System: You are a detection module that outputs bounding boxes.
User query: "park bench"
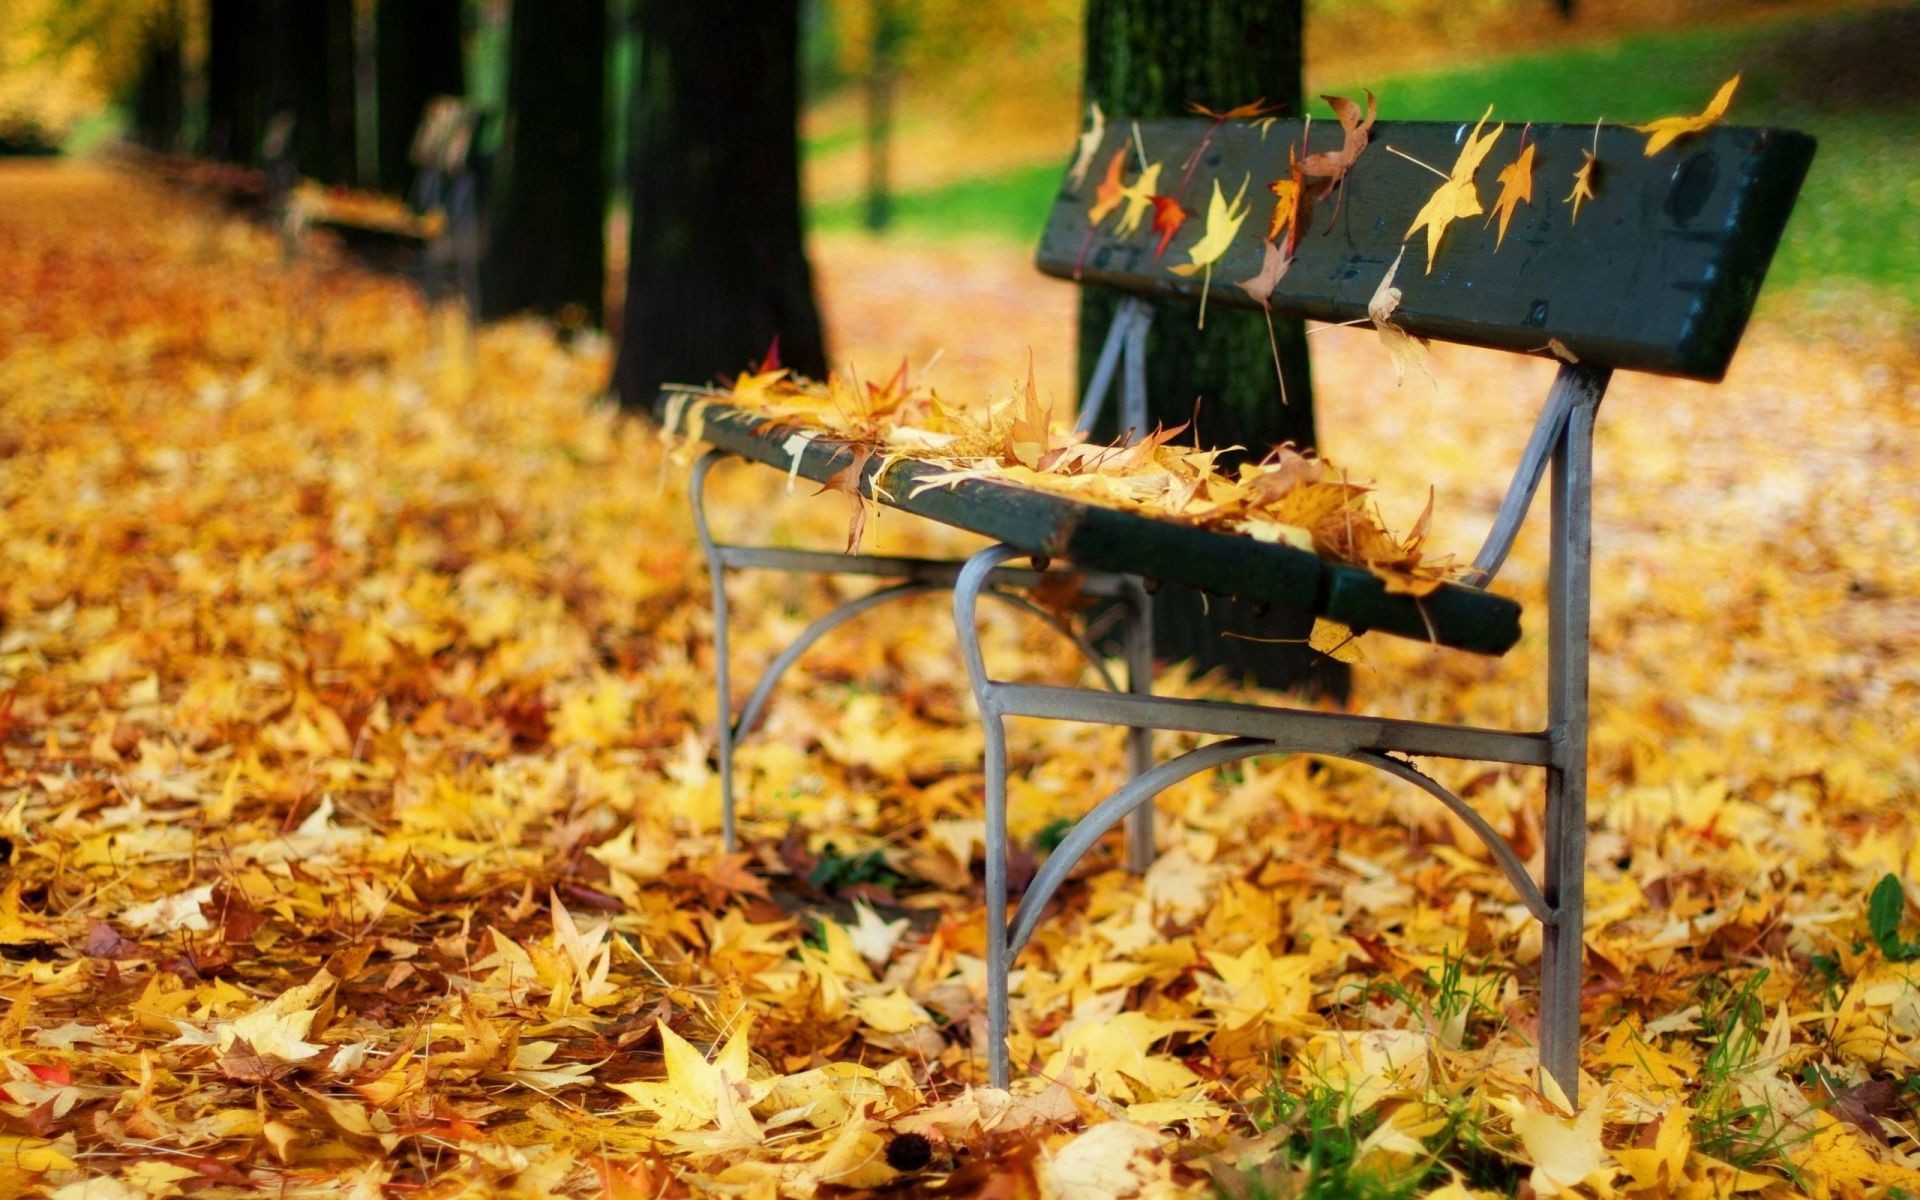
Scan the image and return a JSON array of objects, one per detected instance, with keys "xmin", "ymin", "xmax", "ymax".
[
  {"xmin": 279, "ymin": 99, "xmax": 484, "ymax": 314},
  {"xmin": 656, "ymin": 107, "xmax": 1814, "ymax": 1101}
]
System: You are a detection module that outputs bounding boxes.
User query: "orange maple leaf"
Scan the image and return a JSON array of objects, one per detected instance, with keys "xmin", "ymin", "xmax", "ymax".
[
  {"xmin": 1186, "ymin": 98, "xmax": 1285, "ymax": 122},
  {"xmin": 1266, "ymin": 145, "xmax": 1307, "ymax": 255},
  {"xmin": 1633, "ymin": 74, "xmax": 1740, "ymax": 156},
  {"xmin": 1148, "ymin": 196, "xmax": 1188, "ymax": 258},
  {"xmin": 1486, "ymin": 141, "xmax": 1536, "ymax": 250},
  {"xmin": 1088, "ymin": 147, "xmax": 1130, "ymax": 225}
]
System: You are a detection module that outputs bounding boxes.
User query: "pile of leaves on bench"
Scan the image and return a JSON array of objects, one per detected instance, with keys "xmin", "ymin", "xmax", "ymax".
[{"xmin": 676, "ymin": 352, "xmax": 1459, "ymax": 599}]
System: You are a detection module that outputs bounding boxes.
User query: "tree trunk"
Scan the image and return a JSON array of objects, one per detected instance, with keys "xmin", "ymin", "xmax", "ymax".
[
  {"xmin": 262, "ymin": 0, "xmax": 357, "ymax": 183},
  {"xmin": 482, "ymin": 0, "xmax": 607, "ymax": 325},
  {"xmin": 862, "ymin": 0, "xmax": 905, "ymax": 232},
  {"xmin": 206, "ymin": 0, "xmax": 263, "ymax": 163},
  {"xmin": 375, "ymin": 0, "xmax": 465, "ymax": 196},
  {"xmin": 615, "ymin": 0, "xmax": 828, "ymax": 405},
  {"xmin": 131, "ymin": 13, "xmax": 185, "ymax": 153},
  {"xmin": 1081, "ymin": 0, "xmax": 1343, "ymax": 697}
]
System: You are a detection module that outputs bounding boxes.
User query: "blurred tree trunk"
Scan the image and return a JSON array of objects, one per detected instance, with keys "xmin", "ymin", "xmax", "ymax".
[
  {"xmin": 376, "ymin": 0, "xmax": 466, "ymax": 196},
  {"xmin": 262, "ymin": 0, "xmax": 358, "ymax": 182},
  {"xmin": 615, "ymin": 0, "xmax": 827, "ymax": 404},
  {"xmin": 482, "ymin": 0, "xmax": 606, "ymax": 324},
  {"xmin": 1081, "ymin": 0, "xmax": 1343, "ymax": 697},
  {"xmin": 205, "ymin": 0, "xmax": 262, "ymax": 162},
  {"xmin": 862, "ymin": 0, "xmax": 905, "ymax": 231},
  {"xmin": 131, "ymin": 11, "xmax": 185, "ymax": 153}
]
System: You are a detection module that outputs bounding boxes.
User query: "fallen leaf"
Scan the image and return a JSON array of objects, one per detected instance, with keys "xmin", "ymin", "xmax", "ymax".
[
  {"xmin": 1633, "ymin": 74, "xmax": 1740, "ymax": 156},
  {"xmin": 815, "ymin": 443, "xmax": 877, "ymax": 551},
  {"xmin": 1486, "ymin": 141, "xmax": 1536, "ymax": 250},
  {"xmin": 1401, "ymin": 107, "xmax": 1503, "ymax": 271},
  {"xmin": 1088, "ymin": 147, "xmax": 1130, "ymax": 225},
  {"xmin": 1299, "ymin": 91, "xmax": 1378, "ymax": 202},
  {"xmin": 1494, "ymin": 1091, "xmax": 1617, "ymax": 1197},
  {"xmin": 1169, "ymin": 175, "xmax": 1253, "ymax": 326},
  {"xmin": 1113, "ymin": 161, "xmax": 1164, "ymax": 239},
  {"xmin": 1236, "ymin": 239, "xmax": 1294, "ymax": 308},
  {"xmin": 1186, "ymin": 98, "xmax": 1285, "ymax": 122},
  {"xmin": 1042, "ymin": 1121, "xmax": 1167, "ymax": 1200},
  {"xmin": 1368, "ymin": 247, "xmax": 1434, "ymax": 387},
  {"xmin": 1067, "ymin": 102, "xmax": 1106, "ymax": 188},
  {"xmin": 1566, "ymin": 149, "xmax": 1598, "ymax": 224},
  {"xmin": 1148, "ymin": 196, "xmax": 1187, "ymax": 258}
]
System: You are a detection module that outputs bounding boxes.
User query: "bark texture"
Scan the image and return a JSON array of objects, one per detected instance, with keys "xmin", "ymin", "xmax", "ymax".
[
  {"xmin": 481, "ymin": 0, "xmax": 608, "ymax": 324},
  {"xmin": 1081, "ymin": 0, "xmax": 1343, "ymax": 695},
  {"xmin": 614, "ymin": 0, "xmax": 828, "ymax": 404},
  {"xmin": 375, "ymin": 0, "xmax": 466, "ymax": 196}
]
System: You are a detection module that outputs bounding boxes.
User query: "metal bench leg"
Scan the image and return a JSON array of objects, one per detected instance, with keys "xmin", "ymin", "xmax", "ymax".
[
  {"xmin": 690, "ymin": 451, "xmax": 739, "ymax": 852},
  {"xmin": 955, "ymin": 544, "xmax": 1023, "ymax": 1089},
  {"xmin": 1123, "ymin": 578, "xmax": 1156, "ymax": 874},
  {"xmin": 1539, "ymin": 386, "xmax": 1600, "ymax": 1107}
]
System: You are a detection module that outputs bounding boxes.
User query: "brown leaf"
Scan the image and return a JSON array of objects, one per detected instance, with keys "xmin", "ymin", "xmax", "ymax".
[
  {"xmin": 1237, "ymin": 239, "xmax": 1294, "ymax": 307},
  {"xmin": 1299, "ymin": 90, "xmax": 1378, "ymax": 200},
  {"xmin": 815, "ymin": 443, "xmax": 876, "ymax": 551},
  {"xmin": 219, "ymin": 1037, "xmax": 301, "ymax": 1084},
  {"xmin": 1829, "ymin": 1077, "xmax": 1907, "ymax": 1144}
]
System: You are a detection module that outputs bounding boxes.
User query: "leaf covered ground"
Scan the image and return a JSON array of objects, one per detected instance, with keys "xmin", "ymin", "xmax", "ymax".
[{"xmin": 1, "ymin": 162, "xmax": 1918, "ymax": 1198}]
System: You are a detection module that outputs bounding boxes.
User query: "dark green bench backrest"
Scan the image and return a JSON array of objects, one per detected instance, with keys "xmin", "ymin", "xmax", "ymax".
[{"xmin": 1037, "ymin": 116, "xmax": 1814, "ymax": 380}]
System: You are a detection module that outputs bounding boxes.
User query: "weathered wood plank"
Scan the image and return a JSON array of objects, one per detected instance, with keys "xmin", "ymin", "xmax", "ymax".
[
  {"xmin": 658, "ymin": 391, "xmax": 1523, "ymax": 655},
  {"xmin": 1036, "ymin": 117, "xmax": 1814, "ymax": 380}
]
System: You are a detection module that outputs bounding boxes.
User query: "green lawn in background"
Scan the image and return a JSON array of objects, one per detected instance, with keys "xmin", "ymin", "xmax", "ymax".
[{"xmin": 808, "ymin": 5, "xmax": 1919, "ymax": 306}]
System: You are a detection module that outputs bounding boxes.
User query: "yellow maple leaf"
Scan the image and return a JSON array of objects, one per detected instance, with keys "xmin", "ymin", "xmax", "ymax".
[
  {"xmin": 1566, "ymin": 149, "xmax": 1598, "ymax": 224},
  {"xmin": 1634, "ymin": 74, "xmax": 1740, "ymax": 156},
  {"xmin": 1492, "ymin": 1090, "xmax": 1618, "ymax": 1198},
  {"xmin": 610, "ymin": 1018, "xmax": 769, "ymax": 1139},
  {"xmin": 1402, "ymin": 107, "xmax": 1504, "ymax": 272},
  {"xmin": 1169, "ymin": 173, "xmax": 1252, "ymax": 277},
  {"xmin": 1113, "ymin": 161, "xmax": 1164, "ymax": 239},
  {"xmin": 216, "ymin": 969, "xmax": 336, "ymax": 1063},
  {"xmin": 1486, "ymin": 141, "xmax": 1536, "ymax": 250},
  {"xmin": 1169, "ymin": 173, "xmax": 1253, "ymax": 328},
  {"xmin": 1613, "ymin": 1103, "xmax": 1692, "ymax": 1192}
]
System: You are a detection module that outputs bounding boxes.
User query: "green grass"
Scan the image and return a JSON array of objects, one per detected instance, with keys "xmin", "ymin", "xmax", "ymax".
[
  {"xmin": 808, "ymin": 160, "xmax": 1062, "ymax": 242},
  {"xmin": 809, "ymin": 6, "xmax": 1920, "ymax": 304}
]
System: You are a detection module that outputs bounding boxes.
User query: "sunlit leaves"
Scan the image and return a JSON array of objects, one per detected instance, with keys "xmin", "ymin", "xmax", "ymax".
[
  {"xmin": 1486, "ymin": 141, "xmax": 1537, "ymax": 250},
  {"xmin": 1567, "ymin": 148, "xmax": 1599, "ymax": 224},
  {"xmin": 1400, "ymin": 107, "xmax": 1504, "ymax": 272},
  {"xmin": 1634, "ymin": 73, "xmax": 1741, "ymax": 156}
]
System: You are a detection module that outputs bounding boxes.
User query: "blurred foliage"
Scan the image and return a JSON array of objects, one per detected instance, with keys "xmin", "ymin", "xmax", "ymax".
[
  {"xmin": 814, "ymin": 0, "xmax": 1080, "ymax": 104},
  {"xmin": 0, "ymin": 0, "xmax": 175, "ymax": 149}
]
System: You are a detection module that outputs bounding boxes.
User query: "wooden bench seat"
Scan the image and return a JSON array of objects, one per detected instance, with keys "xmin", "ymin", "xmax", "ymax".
[{"xmin": 657, "ymin": 392, "xmax": 1523, "ymax": 654}]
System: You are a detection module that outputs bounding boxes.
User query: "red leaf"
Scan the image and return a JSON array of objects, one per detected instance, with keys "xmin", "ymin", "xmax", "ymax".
[{"xmin": 1148, "ymin": 196, "xmax": 1188, "ymax": 258}]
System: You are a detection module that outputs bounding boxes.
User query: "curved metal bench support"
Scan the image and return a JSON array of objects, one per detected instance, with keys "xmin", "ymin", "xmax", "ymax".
[
  {"xmin": 955, "ymin": 364, "xmax": 1600, "ymax": 1100},
  {"xmin": 692, "ymin": 452, "xmax": 1146, "ymax": 857},
  {"xmin": 1005, "ymin": 740, "xmax": 1550, "ymax": 966}
]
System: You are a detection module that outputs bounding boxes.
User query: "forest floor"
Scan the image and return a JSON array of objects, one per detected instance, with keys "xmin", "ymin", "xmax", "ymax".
[{"xmin": 1, "ymin": 161, "xmax": 1918, "ymax": 1198}]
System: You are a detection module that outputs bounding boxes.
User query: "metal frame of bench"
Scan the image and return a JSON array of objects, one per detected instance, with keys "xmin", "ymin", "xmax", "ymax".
[
  {"xmin": 669, "ymin": 113, "xmax": 1814, "ymax": 1108},
  {"xmin": 956, "ymin": 358, "xmax": 1608, "ymax": 1094},
  {"xmin": 692, "ymin": 295, "xmax": 1160, "ymax": 869}
]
